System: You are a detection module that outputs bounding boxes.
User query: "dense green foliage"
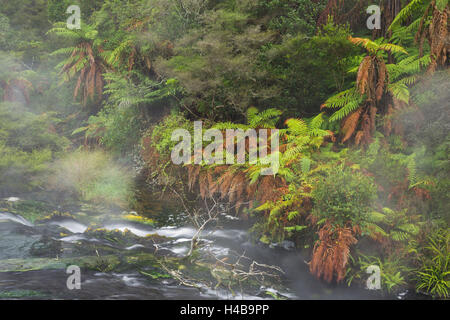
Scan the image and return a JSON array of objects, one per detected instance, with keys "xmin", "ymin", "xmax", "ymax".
[
  {"xmin": 311, "ymin": 165, "xmax": 376, "ymax": 227},
  {"xmin": 0, "ymin": 0, "xmax": 448, "ymax": 298}
]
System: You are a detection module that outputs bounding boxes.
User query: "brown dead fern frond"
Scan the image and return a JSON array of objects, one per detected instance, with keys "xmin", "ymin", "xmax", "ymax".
[
  {"xmin": 341, "ymin": 108, "xmax": 363, "ymax": 143},
  {"xmin": 310, "ymin": 222, "xmax": 358, "ymax": 283}
]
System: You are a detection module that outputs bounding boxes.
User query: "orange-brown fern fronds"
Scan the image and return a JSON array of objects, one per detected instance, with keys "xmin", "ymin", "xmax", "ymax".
[
  {"xmin": 187, "ymin": 164, "xmax": 200, "ymax": 191},
  {"xmin": 317, "ymin": 0, "xmax": 340, "ymax": 26},
  {"xmin": 317, "ymin": 0, "xmax": 365, "ymax": 28},
  {"xmin": 415, "ymin": 1, "xmax": 433, "ymax": 45},
  {"xmin": 310, "ymin": 222, "xmax": 358, "ymax": 283},
  {"xmin": 361, "ymin": 110, "xmax": 372, "ymax": 145},
  {"xmin": 427, "ymin": 4, "xmax": 448, "ymax": 74},
  {"xmin": 218, "ymin": 169, "xmax": 235, "ymax": 200},
  {"xmin": 356, "ymin": 56, "xmax": 373, "ymax": 95},
  {"xmin": 384, "ymin": 103, "xmax": 394, "ymax": 136},
  {"xmin": 199, "ymin": 170, "xmax": 209, "ymax": 199},
  {"xmin": 185, "ymin": 162, "xmax": 288, "ymax": 215},
  {"xmin": 341, "ymin": 108, "xmax": 363, "ymax": 143},
  {"xmin": 369, "ymin": 105, "xmax": 377, "ymax": 132},
  {"xmin": 2, "ymin": 78, "xmax": 33, "ymax": 104},
  {"xmin": 61, "ymin": 42, "xmax": 105, "ymax": 106},
  {"xmin": 376, "ymin": 60, "xmax": 387, "ymax": 101}
]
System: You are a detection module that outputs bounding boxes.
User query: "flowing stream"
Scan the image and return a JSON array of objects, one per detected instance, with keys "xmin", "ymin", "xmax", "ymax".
[{"xmin": 0, "ymin": 191, "xmax": 419, "ymax": 300}]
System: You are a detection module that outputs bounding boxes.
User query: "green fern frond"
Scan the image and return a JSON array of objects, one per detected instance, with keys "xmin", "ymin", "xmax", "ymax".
[
  {"xmin": 213, "ymin": 122, "xmax": 249, "ymax": 130},
  {"xmin": 323, "ymin": 88, "xmax": 362, "ymax": 109},
  {"xmin": 329, "ymin": 100, "xmax": 362, "ymax": 122},
  {"xmin": 436, "ymin": 0, "xmax": 449, "ymax": 11},
  {"xmin": 391, "ymin": 230, "xmax": 410, "ymax": 241},
  {"xmin": 108, "ymin": 39, "xmax": 133, "ymax": 66},
  {"xmin": 248, "ymin": 108, "xmax": 282, "ymax": 128},
  {"xmin": 387, "ymin": 54, "xmax": 431, "ymax": 81},
  {"xmin": 378, "ymin": 43, "xmax": 409, "ymax": 55},
  {"xmin": 366, "ymin": 211, "xmax": 387, "ymax": 223},
  {"xmin": 46, "ymin": 27, "xmax": 80, "ymax": 38},
  {"xmin": 310, "ymin": 128, "xmax": 331, "ymax": 137},
  {"xmin": 407, "ymin": 154, "xmax": 417, "ymax": 187},
  {"xmin": 283, "ymin": 144, "xmax": 307, "ymax": 162},
  {"xmin": 246, "ymin": 106, "xmax": 259, "ymax": 120},
  {"xmin": 391, "ymin": 18, "xmax": 422, "ymax": 44},
  {"xmin": 349, "ymin": 37, "xmax": 380, "ymax": 54},
  {"xmin": 300, "ymin": 157, "xmax": 311, "ymax": 173},
  {"xmin": 366, "ymin": 223, "xmax": 389, "ymax": 237},
  {"xmin": 394, "ymin": 75, "xmax": 418, "ymax": 86},
  {"xmin": 389, "ymin": 0, "xmax": 429, "ymax": 31},
  {"xmin": 49, "ymin": 47, "xmax": 77, "ymax": 56},
  {"xmin": 285, "ymin": 118, "xmax": 308, "ymax": 135},
  {"xmin": 397, "ymin": 223, "xmax": 420, "ymax": 235},
  {"xmin": 388, "ymin": 82, "xmax": 410, "ymax": 103},
  {"xmin": 309, "ymin": 113, "xmax": 324, "ymax": 130}
]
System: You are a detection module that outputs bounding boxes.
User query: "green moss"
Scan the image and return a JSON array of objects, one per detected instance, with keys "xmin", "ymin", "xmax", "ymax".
[
  {"xmin": 0, "ymin": 290, "xmax": 44, "ymax": 298},
  {"xmin": 140, "ymin": 270, "xmax": 171, "ymax": 280},
  {"xmin": 0, "ymin": 255, "xmax": 123, "ymax": 273},
  {"xmin": 122, "ymin": 213, "xmax": 155, "ymax": 226},
  {"xmin": 0, "ymin": 257, "xmax": 69, "ymax": 272},
  {"xmin": 0, "ymin": 200, "xmax": 54, "ymax": 223},
  {"xmin": 83, "ymin": 255, "xmax": 121, "ymax": 273},
  {"xmin": 35, "ymin": 211, "xmax": 76, "ymax": 224}
]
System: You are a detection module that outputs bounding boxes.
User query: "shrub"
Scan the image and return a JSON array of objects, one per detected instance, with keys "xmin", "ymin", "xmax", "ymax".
[
  {"xmin": 311, "ymin": 164, "xmax": 377, "ymax": 227},
  {"xmin": 0, "ymin": 102, "xmax": 70, "ymax": 194},
  {"xmin": 416, "ymin": 229, "xmax": 450, "ymax": 299},
  {"xmin": 48, "ymin": 150, "xmax": 133, "ymax": 207}
]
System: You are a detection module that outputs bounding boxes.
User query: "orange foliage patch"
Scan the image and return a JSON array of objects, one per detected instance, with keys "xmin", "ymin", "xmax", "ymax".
[{"xmin": 310, "ymin": 222, "xmax": 358, "ymax": 283}]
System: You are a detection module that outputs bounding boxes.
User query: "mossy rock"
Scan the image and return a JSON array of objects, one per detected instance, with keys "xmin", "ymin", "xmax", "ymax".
[
  {"xmin": 0, "ymin": 290, "xmax": 45, "ymax": 299},
  {"xmin": 35, "ymin": 211, "xmax": 76, "ymax": 224},
  {"xmin": 0, "ymin": 257, "xmax": 69, "ymax": 272},
  {"xmin": 29, "ymin": 236, "xmax": 63, "ymax": 258},
  {"xmin": 84, "ymin": 227, "xmax": 140, "ymax": 245},
  {"xmin": 0, "ymin": 254, "xmax": 120, "ymax": 273},
  {"xmin": 121, "ymin": 213, "xmax": 155, "ymax": 226},
  {"xmin": 0, "ymin": 200, "xmax": 54, "ymax": 223},
  {"xmin": 84, "ymin": 227, "xmax": 168, "ymax": 248}
]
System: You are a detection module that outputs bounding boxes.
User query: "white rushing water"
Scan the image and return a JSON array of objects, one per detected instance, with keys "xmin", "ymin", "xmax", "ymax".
[
  {"xmin": 102, "ymin": 223, "xmax": 154, "ymax": 237},
  {"xmin": 49, "ymin": 219, "xmax": 88, "ymax": 233},
  {"xmin": 4, "ymin": 197, "xmax": 20, "ymax": 202},
  {"xmin": 0, "ymin": 212, "xmax": 33, "ymax": 227}
]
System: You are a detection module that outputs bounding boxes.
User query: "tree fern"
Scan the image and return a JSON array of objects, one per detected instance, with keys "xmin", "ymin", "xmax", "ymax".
[
  {"xmin": 48, "ymin": 22, "xmax": 106, "ymax": 106},
  {"xmin": 322, "ymin": 37, "xmax": 411, "ymax": 143}
]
